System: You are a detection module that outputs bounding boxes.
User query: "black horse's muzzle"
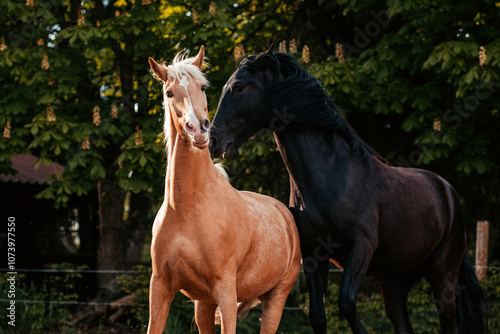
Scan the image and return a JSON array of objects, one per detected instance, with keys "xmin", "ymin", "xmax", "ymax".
[{"xmin": 209, "ymin": 130, "xmax": 239, "ymax": 159}]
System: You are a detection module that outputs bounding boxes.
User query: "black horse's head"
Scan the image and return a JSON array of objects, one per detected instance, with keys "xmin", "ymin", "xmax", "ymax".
[
  {"xmin": 210, "ymin": 44, "xmax": 349, "ymax": 159},
  {"xmin": 209, "ymin": 44, "xmax": 283, "ymax": 159}
]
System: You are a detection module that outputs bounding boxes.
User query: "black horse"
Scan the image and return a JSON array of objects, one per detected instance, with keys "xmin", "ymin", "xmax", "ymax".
[{"xmin": 209, "ymin": 45, "xmax": 488, "ymax": 334}]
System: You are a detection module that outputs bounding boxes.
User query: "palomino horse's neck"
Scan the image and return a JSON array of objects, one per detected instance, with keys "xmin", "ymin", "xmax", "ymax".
[{"xmin": 165, "ymin": 123, "xmax": 216, "ymax": 209}]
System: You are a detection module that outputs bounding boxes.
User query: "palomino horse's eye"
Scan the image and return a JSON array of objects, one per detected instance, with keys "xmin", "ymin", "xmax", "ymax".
[
  {"xmin": 201, "ymin": 85, "xmax": 206, "ymax": 92},
  {"xmin": 166, "ymin": 91, "xmax": 173, "ymax": 98}
]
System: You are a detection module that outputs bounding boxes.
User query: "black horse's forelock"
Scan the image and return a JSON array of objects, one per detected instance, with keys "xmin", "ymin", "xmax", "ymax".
[{"xmin": 241, "ymin": 52, "xmax": 382, "ymax": 160}]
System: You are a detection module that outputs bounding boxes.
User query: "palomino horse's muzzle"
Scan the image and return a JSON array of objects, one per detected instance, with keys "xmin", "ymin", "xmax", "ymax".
[{"xmin": 185, "ymin": 118, "xmax": 210, "ymax": 149}]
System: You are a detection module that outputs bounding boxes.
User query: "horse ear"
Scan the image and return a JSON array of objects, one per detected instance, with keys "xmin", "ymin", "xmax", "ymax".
[
  {"xmin": 265, "ymin": 43, "xmax": 274, "ymax": 55},
  {"xmin": 259, "ymin": 43, "xmax": 276, "ymax": 67},
  {"xmin": 192, "ymin": 45, "xmax": 205, "ymax": 70},
  {"xmin": 149, "ymin": 57, "xmax": 169, "ymax": 82}
]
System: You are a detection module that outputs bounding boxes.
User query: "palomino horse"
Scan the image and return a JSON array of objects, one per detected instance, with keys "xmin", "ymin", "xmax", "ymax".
[
  {"xmin": 209, "ymin": 45, "xmax": 489, "ymax": 334},
  {"xmin": 147, "ymin": 46, "xmax": 301, "ymax": 334}
]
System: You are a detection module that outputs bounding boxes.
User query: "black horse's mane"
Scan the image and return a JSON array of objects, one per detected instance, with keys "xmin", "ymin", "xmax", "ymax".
[{"xmin": 240, "ymin": 52, "xmax": 382, "ymax": 161}]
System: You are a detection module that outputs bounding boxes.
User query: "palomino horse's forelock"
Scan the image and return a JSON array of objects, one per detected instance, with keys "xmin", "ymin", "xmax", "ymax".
[{"xmin": 165, "ymin": 50, "xmax": 209, "ymax": 87}]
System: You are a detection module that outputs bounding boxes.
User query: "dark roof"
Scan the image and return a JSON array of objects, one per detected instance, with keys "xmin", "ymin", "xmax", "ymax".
[{"xmin": 0, "ymin": 154, "xmax": 64, "ymax": 185}]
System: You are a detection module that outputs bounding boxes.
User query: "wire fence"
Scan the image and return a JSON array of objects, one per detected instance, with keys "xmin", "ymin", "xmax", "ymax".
[
  {"xmin": 1, "ymin": 265, "xmax": 498, "ymax": 309},
  {"xmin": 0, "ymin": 268, "xmax": 346, "ymax": 274},
  {"xmin": 0, "ymin": 267, "xmax": 343, "ymax": 310},
  {"xmin": 0, "ymin": 268, "xmax": 139, "ymax": 274},
  {"xmin": 3, "ymin": 265, "xmax": 498, "ymax": 274}
]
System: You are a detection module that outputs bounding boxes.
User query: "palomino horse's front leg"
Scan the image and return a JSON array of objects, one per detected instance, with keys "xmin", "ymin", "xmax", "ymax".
[
  {"xmin": 195, "ymin": 300, "xmax": 217, "ymax": 334},
  {"xmin": 212, "ymin": 279, "xmax": 238, "ymax": 334},
  {"xmin": 259, "ymin": 274, "xmax": 299, "ymax": 334},
  {"xmin": 147, "ymin": 274, "xmax": 175, "ymax": 334}
]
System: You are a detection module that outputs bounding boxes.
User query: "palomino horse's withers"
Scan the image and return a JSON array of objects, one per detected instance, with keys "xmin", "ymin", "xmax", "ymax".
[
  {"xmin": 209, "ymin": 46, "xmax": 489, "ymax": 334},
  {"xmin": 147, "ymin": 46, "xmax": 301, "ymax": 334}
]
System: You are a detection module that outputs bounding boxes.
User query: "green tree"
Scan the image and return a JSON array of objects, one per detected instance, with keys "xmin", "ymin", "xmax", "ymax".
[
  {"xmin": 307, "ymin": 0, "xmax": 500, "ymax": 255},
  {"xmin": 2, "ymin": 0, "xmax": 499, "ymax": 293},
  {"xmin": 1, "ymin": 0, "xmax": 178, "ymax": 285},
  {"xmin": 2, "ymin": 0, "xmax": 499, "ymax": 331},
  {"xmin": 0, "ymin": 0, "xmax": 299, "ymax": 286}
]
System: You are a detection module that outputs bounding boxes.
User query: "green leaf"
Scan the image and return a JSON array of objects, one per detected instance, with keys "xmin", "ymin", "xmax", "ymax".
[
  {"xmin": 90, "ymin": 162, "xmax": 106, "ymax": 179},
  {"xmin": 402, "ymin": 114, "xmax": 417, "ymax": 132},
  {"xmin": 31, "ymin": 123, "xmax": 39, "ymax": 135},
  {"xmin": 62, "ymin": 123, "xmax": 69, "ymax": 134},
  {"xmin": 69, "ymin": 32, "xmax": 78, "ymax": 45},
  {"xmin": 37, "ymin": 92, "xmax": 55, "ymax": 104},
  {"xmin": 36, "ymin": 187, "xmax": 55, "ymax": 200},
  {"xmin": 476, "ymin": 161, "xmax": 486, "ymax": 174},
  {"xmin": 423, "ymin": 53, "xmax": 438, "ymax": 69},
  {"xmin": 139, "ymin": 155, "xmax": 147, "ymax": 167}
]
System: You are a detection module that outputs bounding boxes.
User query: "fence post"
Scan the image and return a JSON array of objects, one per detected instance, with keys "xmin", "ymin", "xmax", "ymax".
[{"xmin": 475, "ymin": 220, "xmax": 489, "ymax": 280}]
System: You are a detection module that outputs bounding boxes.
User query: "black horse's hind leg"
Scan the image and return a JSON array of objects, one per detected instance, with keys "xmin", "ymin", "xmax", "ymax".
[
  {"xmin": 427, "ymin": 271, "xmax": 459, "ymax": 334},
  {"xmin": 338, "ymin": 240, "xmax": 374, "ymax": 334},
  {"xmin": 378, "ymin": 276, "xmax": 416, "ymax": 334},
  {"xmin": 303, "ymin": 256, "xmax": 330, "ymax": 334},
  {"xmin": 424, "ymin": 221, "xmax": 463, "ymax": 334}
]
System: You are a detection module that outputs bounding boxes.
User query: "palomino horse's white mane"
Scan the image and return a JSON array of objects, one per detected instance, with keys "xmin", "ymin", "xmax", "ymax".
[{"xmin": 157, "ymin": 50, "xmax": 228, "ymax": 179}]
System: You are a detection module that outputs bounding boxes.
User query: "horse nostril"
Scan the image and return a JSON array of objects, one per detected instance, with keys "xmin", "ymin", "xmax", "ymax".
[
  {"xmin": 209, "ymin": 136, "xmax": 217, "ymax": 148},
  {"xmin": 185, "ymin": 122, "xmax": 195, "ymax": 133},
  {"xmin": 202, "ymin": 119, "xmax": 210, "ymax": 130}
]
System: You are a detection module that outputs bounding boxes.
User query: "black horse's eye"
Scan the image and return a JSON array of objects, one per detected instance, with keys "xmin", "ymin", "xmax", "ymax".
[
  {"xmin": 234, "ymin": 85, "xmax": 243, "ymax": 92},
  {"xmin": 166, "ymin": 91, "xmax": 173, "ymax": 98},
  {"xmin": 201, "ymin": 85, "xmax": 206, "ymax": 92}
]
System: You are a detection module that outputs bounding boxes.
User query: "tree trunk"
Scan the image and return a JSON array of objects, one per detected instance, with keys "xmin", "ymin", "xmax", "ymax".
[
  {"xmin": 124, "ymin": 192, "xmax": 149, "ymax": 266},
  {"xmin": 98, "ymin": 178, "xmax": 124, "ymax": 287},
  {"xmin": 125, "ymin": 221, "xmax": 146, "ymax": 266}
]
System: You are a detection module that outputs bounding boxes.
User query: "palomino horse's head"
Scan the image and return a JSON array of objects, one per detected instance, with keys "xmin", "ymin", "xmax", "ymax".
[{"xmin": 149, "ymin": 46, "xmax": 210, "ymax": 149}]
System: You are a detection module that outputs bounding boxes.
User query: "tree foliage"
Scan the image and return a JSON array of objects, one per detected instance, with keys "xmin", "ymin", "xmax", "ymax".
[
  {"xmin": 1, "ymin": 0, "xmax": 500, "ymax": 293},
  {"xmin": 307, "ymin": 0, "xmax": 500, "ymax": 255},
  {"xmin": 0, "ymin": 0, "xmax": 296, "ymax": 205},
  {"xmin": 1, "ymin": 0, "xmax": 500, "ymax": 331},
  {"xmin": 0, "ymin": 0, "xmax": 299, "ymax": 280}
]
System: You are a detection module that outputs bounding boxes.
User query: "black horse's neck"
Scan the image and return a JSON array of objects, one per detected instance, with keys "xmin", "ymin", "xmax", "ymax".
[
  {"xmin": 268, "ymin": 55, "xmax": 381, "ymax": 204},
  {"xmin": 274, "ymin": 127, "xmax": 378, "ymax": 209},
  {"xmin": 263, "ymin": 53, "xmax": 381, "ymax": 161}
]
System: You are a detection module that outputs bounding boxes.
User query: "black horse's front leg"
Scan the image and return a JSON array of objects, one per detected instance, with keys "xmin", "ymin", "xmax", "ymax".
[
  {"xmin": 337, "ymin": 239, "xmax": 375, "ymax": 334},
  {"xmin": 303, "ymin": 249, "xmax": 330, "ymax": 334}
]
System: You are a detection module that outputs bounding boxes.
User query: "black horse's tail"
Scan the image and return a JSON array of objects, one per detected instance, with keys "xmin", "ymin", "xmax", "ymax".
[{"xmin": 456, "ymin": 253, "xmax": 489, "ymax": 334}]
